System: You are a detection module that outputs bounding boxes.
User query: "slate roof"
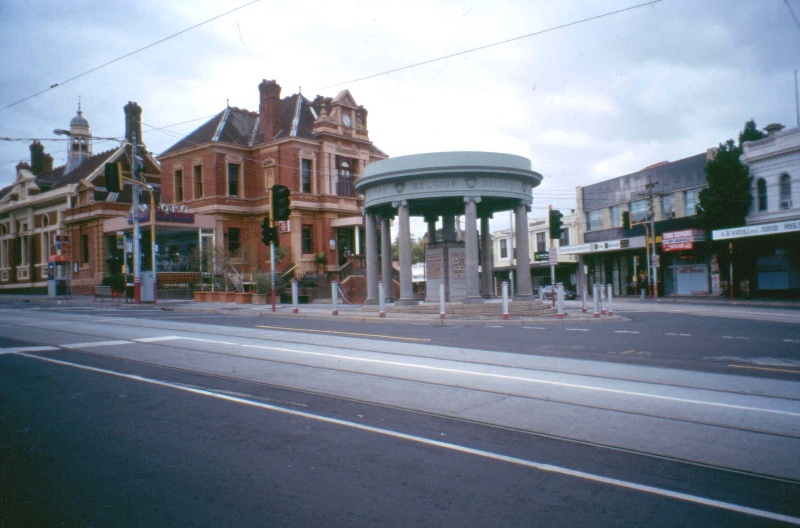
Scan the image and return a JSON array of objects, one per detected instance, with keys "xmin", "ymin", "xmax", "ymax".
[{"xmin": 160, "ymin": 94, "xmax": 320, "ymax": 156}]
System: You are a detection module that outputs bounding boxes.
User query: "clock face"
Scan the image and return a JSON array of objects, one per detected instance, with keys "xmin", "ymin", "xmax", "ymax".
[{"xmin": 342, "ymin": 114, "xmax": 351, "ymax": 127}]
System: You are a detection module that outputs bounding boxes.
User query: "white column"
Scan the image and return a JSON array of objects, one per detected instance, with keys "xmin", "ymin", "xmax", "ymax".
[
  {"xmin": 394, "ymin": 200, "xmax": 417, "ymax": 305},
  {"xmin": 380, "ymin": 214, "xmax": 393, "ymax": 302},
  {"xmin": 365, "ymin": 211, "xmax": 379, "ymax": 304},
  {"xmin": 464, "ymin": 196, "xmax": 481, "ymax": 301},
  {"xmin": 480, "ymin": 215, "xmax": 493, "ymax": 297},
  {"xmin": 514, "ymin": 201, "xmax": 533, "ymax": 298}
]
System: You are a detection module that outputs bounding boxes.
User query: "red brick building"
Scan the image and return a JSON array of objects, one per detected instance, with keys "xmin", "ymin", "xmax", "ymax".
[
  {"xmin": 157, "ymin": 79, "xmax": 388, "ymax": 281},
  {"xmin": 0, "ymin": 102, "xmax": 161, "ymax": 295}
]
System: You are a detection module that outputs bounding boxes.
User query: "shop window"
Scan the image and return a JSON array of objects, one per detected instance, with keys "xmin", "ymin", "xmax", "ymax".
[
  {"xmin": 611, "ymin": 205, "xmax": 622, "ymax": 227},
  {"xmin": 661, "ymin": 194, "xmax": 675, "ymax": 219},
  {"xmin": 536, "ymin": 232, "xmax": 546, "ymax": 252},
  {"xmin": 780, "ymin": 174, "xmax": 792, "ymax": 209},
  {"xmin": 301, "ymin": 159, "xmax": 313, "ymax": 194},
  {"xmin": 586, "ymin": 209, "xmax": 603, "ymax": 231},
  {"xmin": 228, "ymin": 164, "xmax": 240, "ymax": 197},
  {"xmin": 336, "ymin": 158, "xmax": 353, "ymax": 197},
  {"xmin": 756, "ymin": 179, "xmax": 767, "ymax": 211},
  {"xmin": 630, "ymin": 199, "xmax": 649, "ymax": 222},
  {"xmin": 302, "ymin": 225, "xmax": 313, "ymax": 254},
  {"xmin": 175, "ymin": 170, "xmax": 184, "ymax": 201},
  {"xmin": 684, "ymin": 188, "xmax": 700, "ymax": 216},
  {"xmin": 227, "ymin": 228, "xmax": 240, "ymax": 256},
  {"xmin": 194, "ymin": 165, "xmax": 203, "ymax": 199}
]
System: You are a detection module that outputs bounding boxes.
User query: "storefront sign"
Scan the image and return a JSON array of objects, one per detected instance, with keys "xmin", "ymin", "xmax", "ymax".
[
  {"xmin": 560, "ymin": 237, "xmax": 644, "ymax": 255},
  {"xmin": 712, "ymin": 220, "xmax": 800, "ymax": 241},
  {"xmin": 662, "ymin": 229, "xmax": 706, "ymax": 252},
  {"xmin": 533, "ymin": 251, "xmax": 549, "ymax": 262}
]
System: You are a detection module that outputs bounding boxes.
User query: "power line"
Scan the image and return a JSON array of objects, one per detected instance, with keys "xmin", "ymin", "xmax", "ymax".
[
  {"xmin": 0, "ymin": 0, "xmax": 262, "ymax": 113},
  {"xmin": 312, "ymin": 0, "xmax": 664, "ymax": 92}
]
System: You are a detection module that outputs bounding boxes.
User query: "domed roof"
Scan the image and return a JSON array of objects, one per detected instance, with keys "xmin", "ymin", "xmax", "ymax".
[{"xmin": 70, "ymin": 109, "xmax": 89, "ymax": 129}]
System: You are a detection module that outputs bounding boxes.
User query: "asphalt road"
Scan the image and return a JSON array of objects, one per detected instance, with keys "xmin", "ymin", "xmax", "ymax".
[{"xmin": 1, "ymin": 301, "xmax": 799, "ymax": 526}]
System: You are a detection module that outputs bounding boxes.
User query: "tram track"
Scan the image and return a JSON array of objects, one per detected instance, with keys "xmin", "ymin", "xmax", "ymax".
[{"xmin": 22, "ymin": 345, "xmax": 800, "ymax": 490}]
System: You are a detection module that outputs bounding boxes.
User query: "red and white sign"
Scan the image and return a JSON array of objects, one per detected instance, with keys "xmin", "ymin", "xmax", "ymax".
[
  {"xmin": 278, "ymin": 221, "xmax": 291, "ymax": 233},
  {"xmin": 662, "ymin": 229, "xmax": 706, "ymax": 252}
]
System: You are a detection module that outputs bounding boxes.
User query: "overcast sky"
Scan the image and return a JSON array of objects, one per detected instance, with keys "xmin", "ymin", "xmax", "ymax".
[{"xmin": 1, "ymin": 0, "xmax": 799, "ymax": 234}]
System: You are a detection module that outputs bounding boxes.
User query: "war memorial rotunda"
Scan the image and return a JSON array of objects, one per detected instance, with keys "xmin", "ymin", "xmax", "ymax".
[{"xmin": 355, "ymin": 152, "xmax": 543, "ymax": 305}]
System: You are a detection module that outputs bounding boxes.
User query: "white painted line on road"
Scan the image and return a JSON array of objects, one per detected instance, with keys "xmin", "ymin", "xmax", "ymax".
[
  {"xmin": 486, "ymin": 325, "xmax": 505, "ymax": 328},
  {"xmin": 12, "ymin": 352, "xmax": 800, "ymax": 527},
  {"xmin": 135, "ymin": 336, "xmax": 185, "ymax": 343},
  {"xmin": 565, "ymin": 328, "xmax": 589, "ymax": 332},
  {"xmin": 722, "ymin": 336, "xmax": 750, "ymax": 340},
  {"xmin": 0, "ymin": 346, "xmax": 58, "ymax": 355},
  {"xmin": 165, "ymin": 337, "xmax": 800, "ymax": 418},
  {"xmin": 523, "ymin": 327, "xmax": 547, "ymax": 330},
  {"xmin": 785, "ymin": 339, "xmax": 800, "ymax": 343},
  {"xmin": 614, "ymin": 331, "xmax": 640, "ymax": 334},
  {"xmin": 665, "ymin": 333, "xmax": 691, "ymax": 337},
  {"xmin": 62, "ymin": 340, "xmax": 131, "ymax": 349}
]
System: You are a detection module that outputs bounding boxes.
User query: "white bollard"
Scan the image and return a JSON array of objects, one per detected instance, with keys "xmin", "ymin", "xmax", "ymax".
[
  {"xmin": 593, "ymin": 284, "xmax": 600, "ymax": 318},
  {"xmin": 331, "ymin": 280, "xmax": 339, "ymax": 316},
  {"xmin": 581, "ymin": 285, "xmax": 588, "ymax": 313},
  {"xmin": 439, "ymin": 282, "xmax": 446, "ymax": 320},
  {"xmin": 501, "ymin": 281, "xmax": 509, "ymax": 320},
  {"xmin": 291, "ymin": 279, "xmax": 299, "ymax": 314},
  {"xmin": 606, "ymin": 284, "xmax": 614, "ymax": 316},
  {"xmin": 600, "ymin": 284, "xmax": 607, "ymax": 315},
  {"xmin": 557, "ymin": 284, "xmax": 565, "ymax": 319},
  {"xmin": 379, "ymin": 281, "xmax": 386, "ymax": 318}
]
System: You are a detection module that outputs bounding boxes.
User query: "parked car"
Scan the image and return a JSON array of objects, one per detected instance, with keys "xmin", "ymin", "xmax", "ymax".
[{"xmin": 538, "ymin": 284, "xmax": 577, "ymax": 300}]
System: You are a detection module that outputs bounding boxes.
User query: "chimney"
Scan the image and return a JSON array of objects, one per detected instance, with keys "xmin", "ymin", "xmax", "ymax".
[
  {"xmin": 30, "ymin": 141, "xmax": 45, "ymax": 174},
  {"xmin": 764, "ymin": 123, "xmax": 784, "ymax": 136},
  {"xmin": 258, "ymin": 79, "xmax": 282, "ymax": 142},
  {"xmin": 43, "ymin": 153, "xmax": 53, "ymax": 173},
  {"xmin": 124, "ymin": 101, "xmax": 143, "ymax": 144}
]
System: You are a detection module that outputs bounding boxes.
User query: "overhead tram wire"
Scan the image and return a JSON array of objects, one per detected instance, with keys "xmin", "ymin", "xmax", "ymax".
[
  {"xmin": 0, "ymin": 0, "xmax": 262, "ymax": 113},
  {"xmin": 311, "ymin": 0, "xmax": 664, "ymax": 92}
]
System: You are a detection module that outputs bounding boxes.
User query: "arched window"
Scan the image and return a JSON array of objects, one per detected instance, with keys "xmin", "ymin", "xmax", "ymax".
[
  {"xmin": 757, "ymin": 178, "xmax": 767, "ymax": 211},
  {"xmin": 780, "ymin": 174, "xmax": 792, "ymax": 209}
]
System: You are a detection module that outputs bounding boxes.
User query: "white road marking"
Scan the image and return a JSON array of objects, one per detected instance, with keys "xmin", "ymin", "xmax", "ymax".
[
  {"xmin": 665, "ymin": 333, "xmax": 691, "ymax": 337},
  {"xmin": 0, "ymin": 346, "xmax": 58, "ymax": 355},
  {"xmin": 565, "ymin": 328, "xmax": 589, "ymax": 332},
  {"xmin": 523, "ymin": 327, "xmax": 547, "ymax": 330},
  {"xmin": 138, "ymin": 336, "xmax": 800, "ymax": 418},
  {"xmin": 62, "ymin": 340, "xmax": 130, "ymax": 349},
  {"xmin": 12, "ymin": 352, "xmax": 800, "ymax": 526},
  {"xmin": 784, "ymin": 339, "xmax": 800, "ymax": 343},
  {"xmin": 614, "ymin": 331, "xmax": 640, "ymax": 334},
  {"xmin": 722, "ymin": 336, "xmax": 750, "ymax": 340},
  {"xmin": 135, "ymin": 336, "xmax": 185, "ymax": 343}
]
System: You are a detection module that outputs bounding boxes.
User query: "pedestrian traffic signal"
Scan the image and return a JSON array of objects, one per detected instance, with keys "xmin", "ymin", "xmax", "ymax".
[
  {"xmin": 261, "ymin": 217, "xmax": 278, "ymax": 246},
  {"xmin": 622, "ymin": 211, "xmax": 631, "ymax": 230},
  {"xmin": 104, "ymin": 162, "xmax": 122, "ymax": 193},
  {"xmin": 549, "ymin": 209, "xmax": 564, "ymax": 239},
  {"xmin": 271, "ymin": 184, "xmax": 291, "ymax": 221}
]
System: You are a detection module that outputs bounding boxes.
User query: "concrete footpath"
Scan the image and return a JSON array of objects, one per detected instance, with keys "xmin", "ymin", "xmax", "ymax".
[
  {"xmin": 3, "ymin": 292, "xmax": 798, "ymax": 325},
  {"xmin": 0, "ymin": 293, "xmax": 633, "ymax": 325}
]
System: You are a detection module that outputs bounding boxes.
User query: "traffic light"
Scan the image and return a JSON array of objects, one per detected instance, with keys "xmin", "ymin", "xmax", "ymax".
[
  {"xmin": 261, "ymin": 217, "xmax": 276, "ymax": 246},
  {"xmin": 622, "ymin": 211, "xmax": 631, "ymax": 230},
  {"xmin": 549, "ymin": 208, "xmax": 564, "ymax": 239},
  {"xmin": 104, "ymin": 162, "xmax": 122, "ymax": 193},
  {"xmin": 271, "ymin": 184, "xmax": 291, "ymax": 221}
]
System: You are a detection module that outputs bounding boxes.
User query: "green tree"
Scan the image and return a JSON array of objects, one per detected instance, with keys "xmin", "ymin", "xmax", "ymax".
[
  {"xmin": 391, "ymin": 234, "xmax": 427, "ymax": 263},
  {"xmin": 696, "ymin": 119, "xmax": 765, "ymax": 231}
]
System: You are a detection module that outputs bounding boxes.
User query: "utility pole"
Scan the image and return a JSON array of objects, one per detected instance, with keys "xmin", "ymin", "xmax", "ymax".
[
  {"xmin": 131, "ymin": 131, "xmax": 142, "ymax": 304},
  {"xmin": 634, "ymin": 179, "xmax": 660, "ymax": 299}
]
